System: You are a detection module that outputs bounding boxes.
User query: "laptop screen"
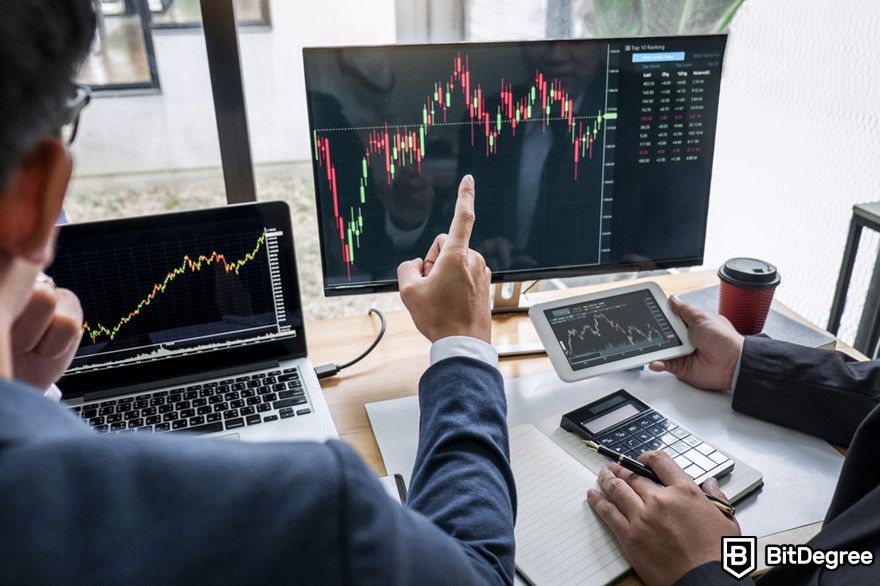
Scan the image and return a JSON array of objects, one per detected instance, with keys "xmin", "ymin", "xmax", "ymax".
[{"xmin": 47, "ymin": 202, "xmax": 306, "ymax": 399}]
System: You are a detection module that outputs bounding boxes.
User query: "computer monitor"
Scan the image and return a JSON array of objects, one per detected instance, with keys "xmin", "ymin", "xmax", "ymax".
[{"xmin": 303, "ymin": 35, "xmax": 727, "ymax": 295}]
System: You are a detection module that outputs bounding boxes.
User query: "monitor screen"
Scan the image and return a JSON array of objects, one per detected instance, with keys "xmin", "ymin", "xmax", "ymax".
[
  {"xmin": 303, "ymin": 35, "xmax": 727, "ymax": 294},
  {"xmin": 47, "ymin": 202, "xmax": 306, "ymax": 398}
]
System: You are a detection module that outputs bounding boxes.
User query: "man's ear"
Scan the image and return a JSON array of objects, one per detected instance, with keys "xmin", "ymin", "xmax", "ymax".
[{"xmin": 0, "ymin": 138, "xmax": 71, "ymax": 265}]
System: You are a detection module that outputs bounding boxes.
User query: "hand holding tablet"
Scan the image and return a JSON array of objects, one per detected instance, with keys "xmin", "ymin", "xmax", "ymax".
[{"xmin": 529, "ymin": 282, "xmax": 694, "ymax": 382}]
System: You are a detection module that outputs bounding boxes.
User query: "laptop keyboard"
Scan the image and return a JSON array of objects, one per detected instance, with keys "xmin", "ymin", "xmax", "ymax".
[
  {"xmin": 69, "ymin": 368, "xmax": 312, "ymax": 435},
  {"xmin": 594, "ymin": 409, "xmax": 732, "ymax": 482}
]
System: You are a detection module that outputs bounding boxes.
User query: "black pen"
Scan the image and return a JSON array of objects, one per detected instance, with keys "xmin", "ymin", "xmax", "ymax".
[{"xmin": 583, "ymin": 439, "xmax": 736, "ymax": 517}]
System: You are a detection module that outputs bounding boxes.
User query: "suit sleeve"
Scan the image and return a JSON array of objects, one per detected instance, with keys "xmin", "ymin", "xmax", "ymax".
[
  {"xmin": 675, "ymin": 561, "xmax": 754, "ymax": 585},
  {"xmin": 732, "ymin": 335, "xmax": 880, "ymax": 446},
  {"xmin": 0, "ymin": 354, "xmax": 514, "ymax": 586},
  {"xmin": 406, "ymin": 356, "xmax": 517, "ymax": 585}
]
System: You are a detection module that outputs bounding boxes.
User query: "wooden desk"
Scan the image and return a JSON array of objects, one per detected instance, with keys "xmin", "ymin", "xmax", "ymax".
[{"xmin": 306, "ymin": 270, "xmax": 859, "ymax": 583}]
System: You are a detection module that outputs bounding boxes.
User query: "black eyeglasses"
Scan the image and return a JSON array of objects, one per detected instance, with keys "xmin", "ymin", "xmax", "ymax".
[{"xmin": 61, "ymin": 84, "xmax": 92, "ymax": 146}]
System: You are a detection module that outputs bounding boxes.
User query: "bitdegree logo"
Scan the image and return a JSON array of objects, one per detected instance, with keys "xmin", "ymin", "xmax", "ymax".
[
  {"xmin": 722, "ymin": 537, "xmax": 756, "ymax": 579},
  {"xmin": 765, "ymin": 545, "xmax": 874, "ymax": 571},
  {"xmin": 722, "ymin": 537, "xmax": 874, "ymax": 578}
]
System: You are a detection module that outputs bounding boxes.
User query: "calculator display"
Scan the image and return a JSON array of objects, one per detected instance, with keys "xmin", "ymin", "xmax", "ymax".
[
  {"xmin": 583, "ymin": 403, "xmax": 641, "ymax": 434},
  {"xmin": 568, "ymin": 390, "xmax": 651, "ymax": 436}
]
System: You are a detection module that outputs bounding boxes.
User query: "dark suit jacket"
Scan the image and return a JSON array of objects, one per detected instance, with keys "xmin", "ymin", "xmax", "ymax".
[
  {"xmin": 0, "ymin": 357, "xmax": 516, "ymax": 585},
  {"xmin": 677, "ymin": 336, "xmax": 880, "ymax": 585}
]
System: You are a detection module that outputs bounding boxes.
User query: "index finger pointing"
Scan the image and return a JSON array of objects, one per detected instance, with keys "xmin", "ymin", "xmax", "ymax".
[{"xmin": 447, "ymin": 175, "xmax": 475, "ymax": 247}]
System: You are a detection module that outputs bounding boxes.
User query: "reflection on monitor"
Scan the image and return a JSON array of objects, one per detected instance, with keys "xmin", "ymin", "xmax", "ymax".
[
  {"xmin": 303, "ymin": 35, "xmax": 727, "ymax": 294},
  {"xmin": 544, "ymin": 289, "xmax": 681, "ymax": 371}
]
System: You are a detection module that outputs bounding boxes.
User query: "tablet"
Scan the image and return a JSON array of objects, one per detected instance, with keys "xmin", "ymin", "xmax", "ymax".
[{"xmin": 528, "ymin": 282, "xmax": 694, "ymax": 382}]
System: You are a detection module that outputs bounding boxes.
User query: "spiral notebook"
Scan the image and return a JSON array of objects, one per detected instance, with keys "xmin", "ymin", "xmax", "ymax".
[{"xmin": 510, "ymin": 424, "xmax": 763, "ymax": 586}]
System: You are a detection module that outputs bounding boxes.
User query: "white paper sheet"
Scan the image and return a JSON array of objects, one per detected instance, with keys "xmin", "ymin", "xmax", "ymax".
[
  {"xmin": 365, "ymin": 368, "xmax": 844, "ymax": 538},
  {"xmin": 510, "ymin": 425, "xmax": 629, "ymax": 586}
]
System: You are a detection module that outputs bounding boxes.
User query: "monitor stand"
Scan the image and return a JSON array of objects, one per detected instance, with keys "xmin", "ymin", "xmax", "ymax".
[
  {"xmin": 491, "ymin": 282, "xmax": 546, "ymax": 358},
  {"xmin": 491, "ymin": 282, "xmax": 532, "ymax": 314}
]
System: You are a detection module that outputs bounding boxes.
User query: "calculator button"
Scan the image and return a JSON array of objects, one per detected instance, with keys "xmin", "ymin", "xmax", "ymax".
[
  {"xmin": 624, "ymin": 437, "xmax": 642, "ymax": 449},
  {"xmin": 624, "ymin": 423, "xmax": 640, "ymax": 434},
  {"xmin": 651, "ymin": 420, "xmax": 671, "ymax": 432},
  {"xmin": 671, "ymin": 440, "xmax": 690, "ymax": 454},
  {"xmin": 660, "ymin": 433, "xmax": 679, "ymax": 445},
  {"xmin": 709, "ymin": 451, "xmax": 730, "ymax": 464},
  {"xmin": 644, "ymin": 439, "xmax": 662, "ymax": 451},
  {"xmin": 630, "ymin": 445, "xmax": 649, "ymax": 457},
  {"xmin": 673, "ymin": 455, "xmax": 692, "ymax": 469},
  {"xmin": 635, "ymin": 416, "xmax": 654, "ymax": 428},
  {"xmin": 682, "ymin": 435, "xmax": 701, "ymax": 447},
  {"xmin": 612, "ymin": 430, "xmax": 628, "ymax": 440},
  {"xmin": 695, "ymin": 443, "xmax": 715, "ymax": 455},
  {"xmin": 681, "ymin": 449, "xmax": 716, "ymax": 471},
  {"xmin": 645, "ymin": 424, "xmax": 664, "ymax": 437},
  {"xmin": 670, "ymin": 427, "xmax": 689, "ymax": 439},
  {"xmin": 636, "ymin": 431, "xmax": 652, "ymax": 443},
  {"xmin": 684, "ymin": 464, "xmax": 705, "ymax": 478},
  {"xmin": 662, "ymin": 445, "xmax": 679, "ymax": 457},
  {"xmin": 648, "ymin": 412, "xmax": 664, "ymax": 422},
  {"xmin": 599, "ymin": 437, "xmax": 617, "ymax": 447},
  {"xmin": 609, "ymin": 443, "xmax": 626, "ymax": 454}
]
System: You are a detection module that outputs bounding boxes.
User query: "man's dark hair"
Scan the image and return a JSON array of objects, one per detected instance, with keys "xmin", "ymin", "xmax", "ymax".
[{"xmin": 0, "ymin": 0, "xmax": 96, "ymax": 189}]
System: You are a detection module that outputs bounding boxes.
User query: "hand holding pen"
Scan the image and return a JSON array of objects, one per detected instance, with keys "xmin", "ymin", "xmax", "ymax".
[{"xmin": 586, "ymin": 448, "xmax": 743, "ymax": 586}]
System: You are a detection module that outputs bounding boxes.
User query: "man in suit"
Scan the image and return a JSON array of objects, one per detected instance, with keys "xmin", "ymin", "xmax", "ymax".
[
  {"xmin": 0, "ymin": 2, "xmax": 515, "ymax": 583},
  {"xmin": 588, "ymin": 295, "xmax": 880, "ymax": 584}
]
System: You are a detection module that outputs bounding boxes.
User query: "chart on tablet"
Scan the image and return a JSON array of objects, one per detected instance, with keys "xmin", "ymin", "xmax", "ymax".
[{"xmin": 544, "ymin": 289, "xmax": 681, "ymax": 370}]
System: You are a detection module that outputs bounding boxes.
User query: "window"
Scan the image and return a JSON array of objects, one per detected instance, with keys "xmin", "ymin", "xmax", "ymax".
[
  {"xmin": 151, "ymin": 0, "xmax": 272, "ymax": 29},
  {"xmin": 78, "ymin": 0, "xmax": 160, "ymax": 91}
]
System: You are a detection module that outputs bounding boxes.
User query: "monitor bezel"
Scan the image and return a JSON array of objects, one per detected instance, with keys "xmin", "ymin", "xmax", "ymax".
[
  {"xmin": 302, "ymin": 34, "xmax": 726, "ymax": 296},
  {"xmin": 52, "ymin": 201, "xmax": 307, "ymax": 399}
]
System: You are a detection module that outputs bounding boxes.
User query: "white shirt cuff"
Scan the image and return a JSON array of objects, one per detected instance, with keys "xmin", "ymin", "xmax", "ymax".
[
  {"xmin": 385, "ymin": 212, "xmax": 428, "ymax": 248},
  {"xmin": 730, "ymin": 349, "xmax": 743, "ymax": 390},
  {"xmin": 430, "ymin": 336, "xmax": 499, "ymax": 369},
  {"xmin": 44, "ymin": 383, "xmax": 63, "ymax": 402}
]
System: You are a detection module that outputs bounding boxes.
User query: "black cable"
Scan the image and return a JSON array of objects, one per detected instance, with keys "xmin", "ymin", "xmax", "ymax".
[
  {"xmin": 521, "ymin": 279, "xmax": 540, "ymax": 295},
  {"xmin": 338, "ymin": 308, "xmax": 387, "ymax": 369},
  {"xmin": 314, "ymin": 308, "xmax": 387, "ymax": 379}
]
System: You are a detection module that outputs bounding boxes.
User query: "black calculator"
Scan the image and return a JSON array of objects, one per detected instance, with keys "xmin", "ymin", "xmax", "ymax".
[{"xmin": 561, "ymin": 389, "xmax": 734, "ymax": 484}]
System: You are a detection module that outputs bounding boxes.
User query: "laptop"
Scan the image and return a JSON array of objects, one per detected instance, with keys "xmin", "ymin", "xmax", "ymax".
[{"xmin": 47, "ymin": 202, "xmax": 338, "ymax": 442}]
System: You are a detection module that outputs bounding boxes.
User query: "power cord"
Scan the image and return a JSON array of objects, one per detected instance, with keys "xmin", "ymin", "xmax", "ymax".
[
  {"xmin": 314, "ymin": 308, "xmax": 387, "ymax": 380},
  {"xmin": 521, "ymin": 279, "xmax": 540, "ymax": 295}
]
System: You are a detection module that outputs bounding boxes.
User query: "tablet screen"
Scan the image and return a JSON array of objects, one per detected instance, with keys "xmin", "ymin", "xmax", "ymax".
[{"xmin": 544, "ymin": 289, "xmax": 682, "ymax": 371}]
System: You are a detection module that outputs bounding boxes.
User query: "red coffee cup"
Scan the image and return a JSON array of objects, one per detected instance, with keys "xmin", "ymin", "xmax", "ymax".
[{"xmin": 718, "ymin": 258, "xmax": 780, "ymax": 335}]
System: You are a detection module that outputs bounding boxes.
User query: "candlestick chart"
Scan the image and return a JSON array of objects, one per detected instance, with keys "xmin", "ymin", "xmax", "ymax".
[
  {"xmin": 309, "ymin": 50, "xmax": 617, "ymax": 280},
  {"xmin": 546, "ymin": 289, "xmax": 681, "ymax": 370}
]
